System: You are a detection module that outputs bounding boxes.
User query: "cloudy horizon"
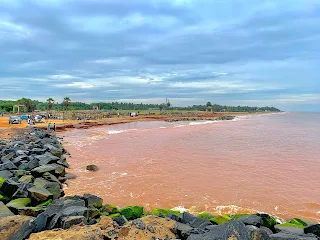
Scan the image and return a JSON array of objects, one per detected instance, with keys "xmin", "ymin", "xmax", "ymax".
[{"xmin": 1, "ymin": 0, "xmax": 319, "ymax": 111}]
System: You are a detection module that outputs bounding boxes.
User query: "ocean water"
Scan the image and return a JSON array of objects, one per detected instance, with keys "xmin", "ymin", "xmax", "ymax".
[{"xmin": 61, "ymin": 113, "xmax": 320, "ymax": 222}]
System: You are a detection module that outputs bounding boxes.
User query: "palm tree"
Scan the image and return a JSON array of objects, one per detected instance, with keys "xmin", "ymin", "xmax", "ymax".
[
  {"xmin": 206, "ymin": 102, "xmax": 212, "ymax": 112},
  {"xmin": 46, "ymin": 98, "xmax": 55, "ymax": 111},
  {"xmin": 63, "ymin": 97, "xmax": 71, "ymax": 110}
]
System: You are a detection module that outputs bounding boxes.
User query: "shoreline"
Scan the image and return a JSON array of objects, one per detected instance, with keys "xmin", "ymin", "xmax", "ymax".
[{"xmin": 0, "ymin": 127, "xmax": 320, "ymax": 239}]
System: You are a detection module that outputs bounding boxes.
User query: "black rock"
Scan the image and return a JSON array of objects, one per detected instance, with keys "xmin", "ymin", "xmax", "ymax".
[
  {"xmin": 18, "ymin": 157, "xmax": 39, "ymax": 171},
  {"xmin": 12, "ymin": 155, "xmax": 28, "ymax": 164},
  {"xmin": 275, "ymin": 224, "xmax": 304, "ymax": 234},
  {"xmin": 246, "ymin": 225, "xmax": 270, "ymax": 240},
  {"xmin": 30, "ymin": 148, "xmax": 47, "ymax": 155},
  {"xmin": 132, "ymin": 219, "xmax": 146, "ymax": 230},
  {"xmin": 1, "ymin": 151, "xmax": 15, "ymax": 161},
  {"xmin": 43, "ymin": 181, "xmax": 63, "ymax": 199},
  {"xmin": 113, "ymin": 215, "xmax": 128, "ymax": 226},
  {"xmin": 238, "ymin": 214, "xmax": 264, "ymax": 227},
  {"xmin": 0, "ymin": 170, "xmax": 13, "ymax": 178},
  {"xmin": 187, "ymin": 220, "xmax": 251, "ymax": 240},
  {"xmin": 86, "ymin": 164, "xmax": 99, "ymax": 171},
  {"xmin": 62, "ymin": 216, "xmax": 87, "ymax": 229},
  {"xmin": 83, "ymin": 193, "xmax": 103, "ymax": 208},
  {"xmin": 0, "ymin": 161, "xmax": 18, "ymax": 171},
  {"xmin": 175, "ymin": 222, "xmax": 193, "ymax": 239},
  {"xmin": 304, "ymin": 224, "xmax": 320, "ymax": 237},
  {"xmin": 182, "ymin": 212, "xmax": 212, "ymax": 229},
  {"xmin": 167, "ymin": 213, "xmax": 182, "ymax": 222},
  {"xmin": 35, "ymin": 152, "xmax": 60, "ymax": 166},
  {"xmin": 31, "ymin": 164, "xmax": 56, "ymax": 176},
  {"xmin": 270, "ymin": 232, "xmax": 319, "ymax": 240},
  {"xmin": 0, "ymin": 201, "xmax": 14, "ymax": 217},
  {"xmin": 0, "ymin": 179, "xmax": 20, "ymax": 198}
]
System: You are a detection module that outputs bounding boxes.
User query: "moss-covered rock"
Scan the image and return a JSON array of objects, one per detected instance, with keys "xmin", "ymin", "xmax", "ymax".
[
  {"xmin": 18, "ymin": 175, "xmax": 34, "ymax": 184},
  {"xmin": 0, "ymin": 194, "xmax": 10, "ymax": 202},
  {"xmin": 102, "ymin": 204, "xmax": 118, "ymax": 214},
  {"xmin": 151, "ymin": 208, "xmax": 181, "ymax": 218},
  {"xmin": 108, "ymin": 213, "xmax": 121, "ymax": 219},
  {"xmin": 289, "ymin": 218, "xmax": 308, "ymax": 227},
  {"xmin": 18, "ymin": 200, "xmax": 52, "ymax": 217},
  {"xmin": 12, "ymin": 170, "xmax": 28, "ymax": 177},
  {"xmin": 197, "ymin": 212, "xmax": 215, "ymax": 220},
  {"xmin": 6, "ymin": 198, "xmax": 31, "ymax": 214},
  {"xmin": 210, "ymin": 214, "xmax": 232, "ymax": 225},
  {"xmin": 232, "ymin": 213, "xmax": 249, "ymax": 219},
  {"xmin": 119, "ymin": 206, "xmax": 144, "ymax": 220},
  {"xmin": 259, "ymin": 214, "xmax": 277, "ymax": 229},
  {"xmin": 0, "ymin": 177, "xmax": 6, "ymax": 188}
]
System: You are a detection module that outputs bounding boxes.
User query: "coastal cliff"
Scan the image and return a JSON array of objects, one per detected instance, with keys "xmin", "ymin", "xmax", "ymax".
[{"xmin": 0, "ymin": 128, "xmax": 319, "ymax": 240}]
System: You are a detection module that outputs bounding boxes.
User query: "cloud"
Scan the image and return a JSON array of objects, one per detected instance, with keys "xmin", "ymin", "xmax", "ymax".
[{"xmin": 0, "ymin": 0, "xmax": 319, "ymax": 111}]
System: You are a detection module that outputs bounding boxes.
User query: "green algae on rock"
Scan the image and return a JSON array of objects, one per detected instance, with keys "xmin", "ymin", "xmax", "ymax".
[
  {"xmin": 119, "ymin": 206, "xmax": 143, "ymax": 220},
  {"xmin": 151, "ymin": 208, "xmax": 182, "ymax": 218},
  {"xmin": 210, "ymin": 214, "xmax": 232, "ymax": 225}
]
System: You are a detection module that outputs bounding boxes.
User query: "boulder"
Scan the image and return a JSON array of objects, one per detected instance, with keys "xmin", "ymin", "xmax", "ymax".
[
  {"xmin": 270, "ymin": 232, "xmax": 319, "ymax": 239},
  {"xmin": 238, "ymin": 214, "xmax": 264, "ymax": 227},
  {"xmin": 210, "ymin": 214, "xmax": 232, "ymax": 225},
  {"xmin": 62, "ymin": 216, "xmax": 88, "ymax": 229},
  {"xmin": 18, "ymin": 157, "xmax": 39, "ymax": 171},
  {"xmin": 12, "ymin": 155, "xmax": 28, "ymax": 164},
  {"xmin": 57, "ymin": 156, "xmax": 70, "ymax": 168},
  {"xmin": 86, "ymin": 164, "xmax": 99, "ymax": 171},
  {"xmin": 19, "ymin": 199, "xmax": 52, "ymax": 217},
  {"xmin": 50, "ymin": 163, "xmax": 66, "ymax": 176},
  {"xmin": 0, "ymin": 170, "xmax": 13, "ymax": 179},
  {"xmin": 28, "ymin": 186, "xmax": 53, "ymax": 202},
  {"xmin": 304, "ymin": 224, "xmax": 320, "ymax": 237},
  {"xmin": 101, "ymin": 203, "xmax": 118, "ymax": 214},
  {"xmin": 188, "ymin": 220, "xmax": 251, "ymax": 240},
  {"xmin": 43, "ymin": 181, "xmax": 63, "ymax": 199},
  {"xmin": 18, "ymin": 175, "xmax": 34, "ymax": 184},
  {"xmin": 31, "ymin": 165, "xmax": 56, "ymax": 176},
  {"xmin": 246, "ymin": 225, "xmax": 271, "ymax": 240},
  {"xmin": 113, "ymin": 215, "xmax": 128, "ymax": 226},
  {"xmin": 151, "ymin": 208, "xmax": 181, "ymax": 218},
  {"xmin": 30, "ymin": 148, "xmax": 47, "ymax": 155},
  {"xmin": 0, "ymin": 162, "xmax": 17, "ymax": 171},
  {"xmin": 0, "ymin": 201, "xmax": 14, "ymax": 217},
  {"xmin": 83, "ymin": 194, "xmax": 103, "ymax": 208},
  {"xmin": 6, "ymin": 198, "xmax": 31, "ymax": 214},
  {"xmin": 12, "ymin": 170, "xmax": 28, "ymax": 177},
  {"xmin": 174, "ymin": 222, "xmax": 194, "ymax": 239},
  {"xmin": 0, "ymin": 215, "xmax": 35, "ymax": 240},
  {"xmin": 42, "ymin": 172, "xmax": 60, "ymax": 183},
  {"xmin": 35, "ymin": 152, "xmax": 60, "ymax": 166},
  {"xmin": 258, "ymin": 214, "xmax": 277, "ymax": 229},
  {"xmin": 275, "ymin": 224, "xmax": 305, "ymax": 234},
  {"xmin": 34, "ymin": 177, "xmax": 51, "ymax": 188},
  {"xmin": 44, "ymin": 144, "xmax": 63, "ymax": 157},
  {"xmin": 119, "ymin": 206, "xmax": 144, "ymax": 220},
  {"xmin": 0, "ymin": 179, "xmax": 20, "ymax": 198},
  {"xmin": 1, "ymin": 152, "xmax": 15, "ymax": 162}
]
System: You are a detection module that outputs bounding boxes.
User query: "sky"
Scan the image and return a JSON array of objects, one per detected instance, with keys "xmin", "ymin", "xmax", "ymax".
[{"xmin": 0, "ymin": 0, "xmax": 319, "ymax": 111}]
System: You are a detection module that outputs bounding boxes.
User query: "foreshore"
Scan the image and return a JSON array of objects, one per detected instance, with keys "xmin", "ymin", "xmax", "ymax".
[
  {"xmin": 0, "ymin": 126, "xmax": 319, "ymax": 239},
  {"xmin": 0, "ymin": 112, "xmax": 260, "ymax": 139}
]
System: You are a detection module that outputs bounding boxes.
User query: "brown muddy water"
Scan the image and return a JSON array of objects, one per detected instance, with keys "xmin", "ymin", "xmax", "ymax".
[{"xmin": 61, "ymin": 113, "xmax": 320, "ymax": 222}]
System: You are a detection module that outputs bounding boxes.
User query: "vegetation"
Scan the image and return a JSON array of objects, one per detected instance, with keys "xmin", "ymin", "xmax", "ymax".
[{"xmin": 0, "ymin": 99, "xmax": 281, "ymax": 113}]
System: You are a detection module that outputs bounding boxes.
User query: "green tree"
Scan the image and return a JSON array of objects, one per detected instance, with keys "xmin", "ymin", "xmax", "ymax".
[
  {"xmin": 167, "ymin": 101, "xmax": 171, "ymax": 108},
  {"xmin": 16, "ymin": 98, "xmax": 36, "ymax": 112},
  {"xmin": 159, "ymin": 103, "xmax": 166, "ymax": 111},
  {"xmin": 206, "ymin": 102, "xmax": 212, "ymax": 112},
  {"xmin": 46, "ymin": 98, "xmax": 55, "ymax": 111},
  {"xmin": 62, "ymin": 97, "xmax": 72, "ymax": 110}
]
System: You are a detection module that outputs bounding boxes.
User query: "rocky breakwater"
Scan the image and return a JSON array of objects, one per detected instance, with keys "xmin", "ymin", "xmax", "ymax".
[{"xmin": 165, "ymin": 116, "xmax": 235, "ymax": 122}]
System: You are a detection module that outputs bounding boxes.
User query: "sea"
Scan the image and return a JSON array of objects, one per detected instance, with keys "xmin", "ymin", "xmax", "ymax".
[{"xmin": 61, "ymin": 112, "xmax": 320, "ymax": 222}]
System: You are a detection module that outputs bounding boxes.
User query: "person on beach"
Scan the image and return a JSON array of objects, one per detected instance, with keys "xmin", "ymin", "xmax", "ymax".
[
  {"xmin": 53, "ymin": 123, "xmax": 56, "ymax": 132},
  {"xmin": 27, "ymin": 118, "xmax": 31, "ymax": 126},
  {"xmin": 47, "ymin": 123, "xmax": 51, "ymax": 131}
]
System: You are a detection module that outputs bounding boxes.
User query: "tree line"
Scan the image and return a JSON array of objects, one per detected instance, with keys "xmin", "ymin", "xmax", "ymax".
[{"xmin": 0, "ymin": 98, "xmax": 281, "ymax": 113}]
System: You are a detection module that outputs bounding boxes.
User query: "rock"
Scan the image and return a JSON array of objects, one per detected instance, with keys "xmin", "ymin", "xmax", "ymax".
[
  {"xmin": 151, "ymin": 208, "xmax": 181, "ymax": 218},
  {"xmin": 62, "ymin": 216, "xmax": 87, "ymax": 229},
  {"xmin": 275, "ymin": 224, "xmax": 305, "ymax": 234},
  {"xmin": 118, "ymin": 215, "xmax": 176, "ymax": 240},
  {"xmin": 289, "ymin": 219, "xmax": 308, "ymax": 228},
  {"xmin": 304, "ymin": 224, "xmax": 320, "ymax": 237},
  {"xmin": 167, "ymin": 213, "xmax": 182, "ymax": 222},
  {"xmin": 101, "ymin": 203, "xmax": 118, "ymax": 214},
  {"xmin": 113, "ymin": 215, "xmax": 128, "ymax": 226},
  {"xmin": 19, "ymin": 199, "xmax": 52, "ymax": 217},
  {"xmin": 12, "ymin": 155, "xmax": 28, "ymax": 164},
  {"xmin": 18, "ymin": 157, "xmax": 39, "ymax": 171},
  {"xmin": 1, "ymin": 152, "xmax": 15, "ymax": 162},
  {"xmin": 28, "ymin": 186, "xmax": 53, "ymax": 202},
  {"xmin": 86, "ymin": 206, "xmax": 100, "ymax": 219},
  {"xmin": 83, "ymin": 193, "xmax": 103, "ymax": 208},
  {"xmin": 44, "ymin": 144, "xmax": 63, "ymax": 157},
  {"xmin": 197, "ymin": 212, "xmax": 216, "ymax": 220},
  {"xmin": 175, "ymin": 222, "xmax": 194, "ymax": 239},
  {"xmin": 30, "ymin": 148, "xmax": 47, "ymax": 155},
  {"xmin": 238, "ymin": 214, "xmax": 264, "ymax": 227},
  {"xmin": 42, "ymin": 172, "xmax": 60, "ymax": 183},
  {"xmin": 210, "ymin": 214, "xmax": 232, "ymax": 225},
  {"xmin": 43, "ymin": 181, "xmax": 63, "ymax": 199},
  {"xmin": 0, "ymin": 170, "xmax": 13, "ymax": 179},
  {"xmin": 0, "ymin": 176, "xmax": 5, "ymax": 187},
  {"xmin": 50, "ymin": 163, "xmax": 65, "ymax": 176},
  {"xmin": 35, "ymin": 152, "xmax": 60, "ymax": 166},
  {"xmin": 246, "ymin": 225, "xmax": 271, "ymax": 240},
  {"xmin": 270, "ymin": 232, "xmax": 319, "ymax": 239},
  {"xmin": 57, "ymin": 156, "xmax": 70, "ymax": 168},
  {"xmin": 0, "ymin": 194, "xmax": 10, "ymax": 202},
  {"xmin": 6, "ymin": 198, "xmax": 31, "ymax": 214},
  {"xmin": 34, "ymin": 177, "xmax": 50, "ymax": 187},
  {"xmin": 119, "ymin": 206, "xmax": 144, "ymax": 220},
  {"xmin": 18, "ymin": 175, "xmax": 34, "ymax": 183},
  {"xmin": 64, "ymin": 173, "xmax": 77, "ymax": 180},
  {"xmin": 31, "ymin": 165, "xmax": 56, "ymax": 176},
  {"xmin": 259, "ymin": 214, "xmax": 277, "ymax": 229},
  {"xmin": 29, "ymin": 224, "xmax": 105, "ymax": 240},
  {"xmin": 86, "ymin": 164, "xmax": 99, "ymax": 171},
  {"xmin": 12, "ymin": 169, "xmax": 28, "ymax": 177},
  {"xmin": 132, "ymin": 219, "xmax": 146, "ymax": 230},
  {"xmin": 0, "ymin": 179, "xmax": 20, "ymax": 198},
  {"xmin": 0, "ymin": 201, "xmax": 14, "ymax": 217},
  {"xmin": 188, "ymin": 220, "xmax": 251, "ymax": 240},
  {"xmin": 0, "ymin": 215, "xmax": 35, "ymax": 240},
  {"xmin": 0, "ymin": 162, "xmax": 17, "ymax": 171},
  {"xmin": 181, "ymin": 211, "xmax": 212, "ymax": 229}
]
